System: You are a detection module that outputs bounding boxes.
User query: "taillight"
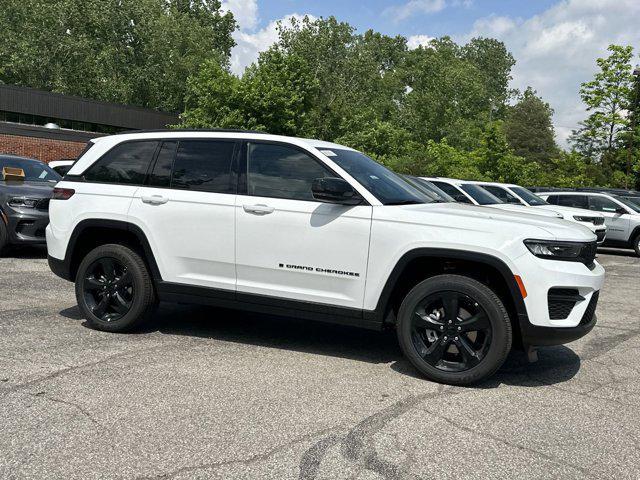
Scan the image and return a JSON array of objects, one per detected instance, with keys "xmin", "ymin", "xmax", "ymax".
[{"xmin": 52, "ymin": 187, "xmax": 75, "ymax": 200}]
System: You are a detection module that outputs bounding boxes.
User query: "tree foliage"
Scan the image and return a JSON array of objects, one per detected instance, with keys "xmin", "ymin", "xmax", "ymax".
[{"xmin": 0, "ymin": 0, "xmax": 236, "ymax": 112}]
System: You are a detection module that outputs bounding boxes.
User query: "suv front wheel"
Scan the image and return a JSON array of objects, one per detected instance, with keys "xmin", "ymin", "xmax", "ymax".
[
  {"xmin": 75, "ymin": 244, "xmax": 156, "ymax": 332},
  {"xmin": 396, "ymin": 274, "xmax": 512, "ymax": 385}
]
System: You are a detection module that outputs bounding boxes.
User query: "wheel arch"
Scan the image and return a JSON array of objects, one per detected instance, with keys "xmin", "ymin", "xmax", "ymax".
[
  {"xmin": 371, "ymin": 248, "xmax": 529, "ymax": 348},
  {"xmin": 62, "ymin": 219, "xmax": 161, "ymax": 282}
]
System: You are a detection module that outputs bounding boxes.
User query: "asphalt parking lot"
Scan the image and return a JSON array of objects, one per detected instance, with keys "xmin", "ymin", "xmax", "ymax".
[{"xmin": 1, "ymin": 249, "xmax": 639, "ymax": 479}]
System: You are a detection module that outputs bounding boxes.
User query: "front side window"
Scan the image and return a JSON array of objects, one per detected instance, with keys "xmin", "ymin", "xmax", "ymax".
[
  {"xmin": 589, "ymin": 196, "xmax": 622, "ymax": 213},
  {"xmin": 172, "ymin": 140, "xmax": 236, "ymax": 194},
  {"xmin": 432, "ymin": 181, "xmax": 472, "ymax": 203},
  {"xmin": 558, "ymin": 195, "xmax": 588, "ymax": 209},
  {"xmin": 483, "ymin": 185, "xmax": 521, "ymax": 204},
  {"xmin": 247, "ymin": 143, "xmax": 334, "ymax": 201},
  {"xmin": 84, "ymin": 141, "xmax": 158, "ymax": 185},
  {"xmin": 510, "ymin": 186, "xmax": 548, "ymax": 206},
  {"xmin": 459, "ymin": 184, "xmax": 502, "ymax": 205}
]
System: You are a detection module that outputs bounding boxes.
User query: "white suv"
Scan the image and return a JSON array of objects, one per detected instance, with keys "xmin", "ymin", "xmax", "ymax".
[
  {"xmin": 47, "ymin": 131, "xmax": 605, "ymax": 385},
  {"xmin": 473, "ymin": 182, "xmax": 607, "ymax": 244},
  {"xmin": 539, "ymin": 191, "xmax": 640, "ymax": 256}
]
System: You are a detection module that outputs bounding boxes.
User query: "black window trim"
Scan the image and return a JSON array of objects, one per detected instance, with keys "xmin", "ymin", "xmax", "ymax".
[{"xmin": 238, "ymin": 139, "xmax": 370, "ymax": 205}]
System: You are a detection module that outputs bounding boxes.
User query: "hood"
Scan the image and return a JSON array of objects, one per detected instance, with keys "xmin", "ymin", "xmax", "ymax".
[
  {"xmin": 530, "ymin": 204, "xmax": 604, "ymax": 219},
  {"xmin": 381, "ymin": 202, "xmax": 596, "ymax": 242},
  {"xmin": 0, "ymin": 180, "xmax": 56, "ymax": 198},
  {"xmin": 489, "ymin": 203, "xmax": 562, "ymax": 218}
]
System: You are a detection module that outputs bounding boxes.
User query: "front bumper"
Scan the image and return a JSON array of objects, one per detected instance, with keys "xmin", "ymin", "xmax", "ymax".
[
  {"xmin": 4, "ymin": 208, "xmax": 49, "ymax": 245},
  {"xmin": 513, "ymin": 251, "xmax": 605, "ymax": 347}
]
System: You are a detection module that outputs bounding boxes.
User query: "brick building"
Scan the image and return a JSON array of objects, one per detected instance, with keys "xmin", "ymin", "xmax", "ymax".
[{"xmin": 0, "ymin": 85, "xmax": 179, "ymax": 163}]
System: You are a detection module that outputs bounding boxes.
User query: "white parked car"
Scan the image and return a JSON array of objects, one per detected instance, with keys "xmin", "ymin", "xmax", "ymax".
[
  {"xmin": 473, "ymin": 182, "xmax": 607, "ymax": 244},
  {"xmin": 423, "ymin": 177, "xmax": 562, "ymax": 218},
  {"xmin": 539, "ymin": 191, "xmax": 640, "ymax": 256},
  {"xmin": 46, "ymin": 131, "xmax": 604, "ymax": 385}
]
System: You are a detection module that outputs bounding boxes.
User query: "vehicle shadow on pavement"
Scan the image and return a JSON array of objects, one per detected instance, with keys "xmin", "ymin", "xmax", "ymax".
[
  {"xmin": 60, "ymin": 303, "xmax": 581, "ymax": 388},
  {"xmin": 1, "ymin": 246, "xmax": 47, "ymax": 259},
  {"xmin": 597, "ymin": 247, "xmax": 637, "ymax": 258}
]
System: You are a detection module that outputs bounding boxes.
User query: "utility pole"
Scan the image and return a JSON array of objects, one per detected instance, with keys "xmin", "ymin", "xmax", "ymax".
[{"xmin": 626, "ymin": 65, "xmax": 640, "ymax": 189}]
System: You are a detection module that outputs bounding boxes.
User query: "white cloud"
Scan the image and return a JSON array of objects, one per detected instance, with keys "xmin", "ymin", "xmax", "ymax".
[
  {"xmin": 385, "ymin": 0, "xmax": 446, "ymax": 23},
  {"xmin": 221, "ymin": 0, "xmax": 259, "ymax": 31},
  {"xmin": 228, "ymin": 14, "xmax": 314, "ymax": 75},
  {"xmin": 463, "ymin": 0, "xmax": 640, "ymax": 148},
  {"xmin": 407, "ymin": 34, "xmax": 435, "ymax": 49}
]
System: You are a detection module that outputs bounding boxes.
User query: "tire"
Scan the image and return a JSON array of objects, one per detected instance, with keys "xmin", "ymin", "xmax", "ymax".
[
  {"xmin": 396, "ymin": 274, "xmax": 512, "ymax": 386},
  {"xmin": 0, "ymin": 220, "xmax": 9, "ymax": 256},
  {"xmin": 633, "ymin": 233, "xmax": 640, "ymax": 257},
  {"xmin": 75, "ymin": 244, "xmax": 155, "ymax": 332}
]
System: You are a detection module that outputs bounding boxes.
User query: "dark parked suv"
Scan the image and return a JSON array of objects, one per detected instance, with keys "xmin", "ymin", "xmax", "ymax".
[{"xmin": 0, "ymin": 155, "xmax": 60, "ymax": 255}]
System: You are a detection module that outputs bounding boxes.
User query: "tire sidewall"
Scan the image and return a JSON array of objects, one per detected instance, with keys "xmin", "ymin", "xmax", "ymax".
[
  {"xmin": 397, "ymin": 274, "xmax": 512, "ymax": 385},
  {"xmin": 634, "ymin": 233, "xmax": 640, "ymax": 257},
  {"xmin": 75, "ymin": 245, "xmax": 152, "ymax": 332}
]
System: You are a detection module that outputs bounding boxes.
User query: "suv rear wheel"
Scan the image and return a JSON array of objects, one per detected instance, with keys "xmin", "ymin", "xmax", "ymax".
[
  {"xmin": 0, "ymin": 221, "xmax": 8, "ymax": 256},
  {"xmin": 633, "ymin": 232, "xmax": 640, "ymax": 257},
  {"xmin": 396, "ymin": 274, "xmax": 512, "ymax": 385},
  {"xmin": 75, "ymin": 244, "xmax": 155, "ymax": 332}
]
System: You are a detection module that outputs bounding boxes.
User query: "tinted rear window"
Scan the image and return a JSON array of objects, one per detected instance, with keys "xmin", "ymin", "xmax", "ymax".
[
  {"xmin": 84, "ymin": 141, "xmax": 158, "ymax": 185},
  {"xmin": 171, "ymin": 140, "xmax": 236, "ymax": 194}
]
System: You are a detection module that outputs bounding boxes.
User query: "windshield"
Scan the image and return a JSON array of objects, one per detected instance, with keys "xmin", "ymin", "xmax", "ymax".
[
  {"xmin": 623, "ymin": 196, "xmax": 640, "ymax": 209},
  {"xmin": 0, "ymin": 157, "xmax": 61, "ymax": 183},
  {"xmin": 613, "ymin": 195, "xmax": 640, "ymax": 213},
  {"xmin": 325, "ymin": 149, "xmax": 431, "ymax": 205},
  {"xmin": 510, "ymin": 186, "xmax": 549, "ymax": 206},
  {"xmin": 405, "ymin": 176, "xmax": 454, "ymax": 202},
  {"xmin": 459, "ymin": 184, "xmax": 503, "ymax": 205}
]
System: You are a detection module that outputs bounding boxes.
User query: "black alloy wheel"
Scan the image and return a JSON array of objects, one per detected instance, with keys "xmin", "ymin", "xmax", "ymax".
[
  {"xmin": 397, "ymin": 274, "xmax": 512, "ymax": 385},
  {"xmin": 82, "ymin": 257, "xmax": 134, "ymax": 322},
  {"xmin": 75, "ymin": 244, "xmax": 155, "ymax": 332},
  {"xmin": 411, "ymin": 291, "xmax": 492, "ymax": 372}
]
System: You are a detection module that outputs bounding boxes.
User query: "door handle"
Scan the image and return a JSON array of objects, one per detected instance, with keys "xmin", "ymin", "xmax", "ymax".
[
  {"xmin": 141, "ymin": 195, "xmax": 168, "ymax": 205},
  {"xmin": 243, "ymin": 204, "xmax": 275, "ymax": 215}
]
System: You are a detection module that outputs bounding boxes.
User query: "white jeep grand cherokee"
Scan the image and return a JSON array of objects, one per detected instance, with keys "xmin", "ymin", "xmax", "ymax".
[{"xmin": 47, "ymin": 131, "xmax": 605, "ymax": 385}]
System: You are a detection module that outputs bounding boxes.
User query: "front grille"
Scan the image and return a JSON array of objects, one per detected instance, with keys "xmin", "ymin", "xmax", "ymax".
[
  {"xmin": 548, "ymin": 288, "xmax": 582, "ymax": 320},
  {"xmin": 596, "ymin": 230, "xmax": 606, "ymax": 242},
  {"xmin": 593, "ymin": 217, "xmax": 605, "ymax": 226},
  {"xmin": 579, "ymin": 291, "xmax": 599, "ymax": 325},
  {"xmin": 578, "ymin": 242, "xmax": 598, "ymax": 268},
  {"xmin": 35, "ymin": 198, "xmax": 50, "ymax": 211}
]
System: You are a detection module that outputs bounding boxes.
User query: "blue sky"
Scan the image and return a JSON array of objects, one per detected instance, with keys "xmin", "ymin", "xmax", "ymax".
[{"xmin": 222, "ymin": 0, "xmax": 640, "ymax": 147}]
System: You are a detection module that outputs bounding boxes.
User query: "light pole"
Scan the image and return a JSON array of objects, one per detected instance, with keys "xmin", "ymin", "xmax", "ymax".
[{"xmin": 626, "ymin": 65, "xmax": 640, "ymax": 189}]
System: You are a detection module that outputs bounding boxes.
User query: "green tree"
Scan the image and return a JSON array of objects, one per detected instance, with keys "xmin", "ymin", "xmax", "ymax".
[
  {"xmin": 0, "ymin": 0, "xmax": 236, "ymax": 112},
  {"xmin": 570, "ymin": 45, "xmax": 635, "ymax": 159},
  {"xmin": 504, "ymin": 87, "xmax": 558, "ymax": 164}
]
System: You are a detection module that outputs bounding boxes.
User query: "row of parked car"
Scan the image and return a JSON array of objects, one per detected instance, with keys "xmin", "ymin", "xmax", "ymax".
[
  {"xmin": 403, "ymin": 176, "xmax": 640, "ymax": 256},
  {"xmin": 2, "ymin": 152, "xmax": 640, "ymax": 257}
]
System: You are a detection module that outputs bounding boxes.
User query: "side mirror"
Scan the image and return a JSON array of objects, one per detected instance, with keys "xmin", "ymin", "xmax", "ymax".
[
  {"xmin": 616, "ymin": 207, "xmax": 627, "ymax": 215},
  {"xmin": 312, "ymin": 177, "xmax": 362, "ymax": 205}
]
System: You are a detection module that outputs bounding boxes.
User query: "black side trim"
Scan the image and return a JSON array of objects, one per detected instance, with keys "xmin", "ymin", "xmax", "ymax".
[
  {"xmin": 48, "ymin": 255, "xmax": 69, "ymax": 280},
  {"xmin": 156, "ymin": 282, "xmax": 382, "ymax": 330}
]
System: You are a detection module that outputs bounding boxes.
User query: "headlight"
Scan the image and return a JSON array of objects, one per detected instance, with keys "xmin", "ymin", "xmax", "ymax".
[
  {"xmin": 524, "ymin": 239, "xmax": 586, "ymax": 261},
  {"xmin": 573, "ymin": 215, "xmax": 593, "ymax": 223},
  {"xmin": 8, "ymin": 197, "xmax": 40, "ymax": 208}
]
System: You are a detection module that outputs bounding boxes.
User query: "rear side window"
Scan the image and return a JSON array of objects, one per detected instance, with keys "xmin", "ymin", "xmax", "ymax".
[
  {"xmin": 171, "ymin": 140, "xmax": 236, "ymax": 194},
  {"xmin": 246, "ymin": 143, "xmax": 333, "ymax": 201},
  {"xmin": 148, "ymin": 141, "xmax": 177, "ymax": 188},
  {"xmin": 558, "ymin": 195, "xmax": 588, "ymax": 209},
  {"xmin": 432, "ymin": 181, "xmax": 472, "ymax": 204},
  {"xmin": 84, "ymin": 141, "xmax": 158, "ymax": 185}
]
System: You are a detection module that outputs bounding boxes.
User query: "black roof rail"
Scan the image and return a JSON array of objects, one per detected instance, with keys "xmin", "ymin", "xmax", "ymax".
[{"xmin": 114, "ymin": 128, "xmax": 270, "ymax": 136}]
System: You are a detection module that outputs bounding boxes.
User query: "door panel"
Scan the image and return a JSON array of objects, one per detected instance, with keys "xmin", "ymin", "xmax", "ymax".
[
  {"xmin": 235, "ymin": 196, "xmax": 372, "ymax": 308},
  {"xmin": 588, "ymin": 196, "xmax": 630, "ymax": 241}
]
